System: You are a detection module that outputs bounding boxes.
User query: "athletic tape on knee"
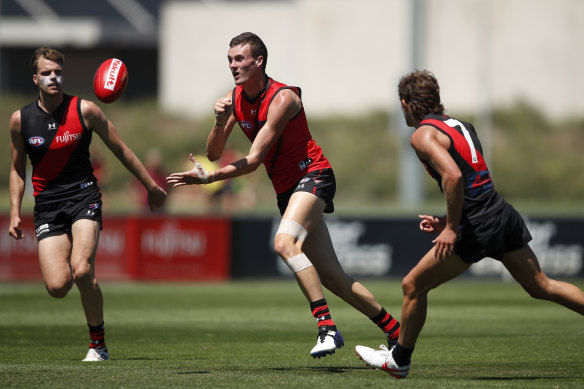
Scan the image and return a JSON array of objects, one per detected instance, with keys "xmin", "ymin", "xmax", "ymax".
[
  {"xmin": 276, "ymin": 218, "xmax": 308, "ymax": 242},
  {"xmin": 284, "ymin": 253, "xmax": 313, "ymax": 273}
]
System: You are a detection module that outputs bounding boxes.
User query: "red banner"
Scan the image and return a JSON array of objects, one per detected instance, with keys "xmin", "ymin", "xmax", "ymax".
[
  {"xmin": 136, "ymin": 217, "xmax": 231, "ymax": 281},
  {"xmin": 0, "ymin": 215, "xmax": 231, "ymax": 281},
  {"xmin": 0, "ymin": 215, "xmax": 42, "ymax": 280},
  {"xmin": 94, "ymin": 216, "xmax": 136, "ymax": 281}
]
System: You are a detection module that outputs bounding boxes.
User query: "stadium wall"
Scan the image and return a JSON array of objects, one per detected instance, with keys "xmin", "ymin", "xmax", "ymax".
[
  {"xmin": 160, "ymin": 0, "xmax": 584, "ymax": 120},
  {"xmin": 1, "ymin": 215, "xmax": 582, "ymax": 281}
]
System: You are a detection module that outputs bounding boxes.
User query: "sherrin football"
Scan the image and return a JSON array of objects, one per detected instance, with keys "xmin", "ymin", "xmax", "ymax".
[{"xmin": 93, "ymin": 58, "xmax": 128, "ymax": 103}]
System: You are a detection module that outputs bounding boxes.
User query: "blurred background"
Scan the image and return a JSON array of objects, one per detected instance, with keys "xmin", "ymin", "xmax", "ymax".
[{"xmin": 1, "ymin": 0, "xmax": 583, "ymax": 282}]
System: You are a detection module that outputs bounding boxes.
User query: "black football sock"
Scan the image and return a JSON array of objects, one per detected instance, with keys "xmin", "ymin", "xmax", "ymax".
[
  {"xmin": 392, "ymin": 342, "xmax": 414, "ymax": 367},
  {"xmin": 88, "ymin": 322, "xmax": 106, "ymax": 349}
]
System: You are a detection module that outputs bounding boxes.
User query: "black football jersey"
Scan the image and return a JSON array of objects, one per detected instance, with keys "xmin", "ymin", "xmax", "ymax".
[
  {"xmin": 417, "ymin": 114, "xmax": 505, "ymax": 223},
  {"xmin": 20, "ymin": 95, "xmax": 98, "ymax": 203}
]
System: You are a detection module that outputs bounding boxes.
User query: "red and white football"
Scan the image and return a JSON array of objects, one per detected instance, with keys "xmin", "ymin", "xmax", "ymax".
[{"xmin": 93, "ymin": 58, "xmax": 128, "ymax": 103}]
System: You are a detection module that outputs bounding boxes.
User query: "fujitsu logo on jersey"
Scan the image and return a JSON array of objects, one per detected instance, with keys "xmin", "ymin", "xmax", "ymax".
[
  {"xmin": 28, "ymin": 136, "xmax": 45, "ymax": 146},
  {"xmin": 105, "ymin": 59, "xmax": 123, "ymax": 91},
  {"xmin": 55, "ymin": 131, "xmax": 82, "ymax": 144}
]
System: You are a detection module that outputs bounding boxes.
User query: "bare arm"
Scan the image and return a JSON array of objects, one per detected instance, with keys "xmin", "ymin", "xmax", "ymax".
[
  {"xmin": 410, "ymin": 125, "xmax": 463, "ymax": 259},
  {"xmin": 81, "ymin": 99, "xmax": 167, "ymax": 210},
  {"xmin": 8, "ymin": 111, "xmax": 27, "ymax": 239},
  {"xmin": 168, "ymin": 89, "xmax": 302, "ymax": 186},
  {"xmin": 206, "ymin": 92, "xmax": 236, "ymax": 162}
]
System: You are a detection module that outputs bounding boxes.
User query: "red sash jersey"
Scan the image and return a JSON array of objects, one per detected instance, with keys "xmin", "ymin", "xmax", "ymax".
[
  {"xmin": 232, "ymin": 77, "xmax": 331, "ymax": 194},
  {"xmin": 418, "ymin": 114, "xmax": 505, "ymax": 223},
  {"xmin": 20, "ymin": 95, "xmax": 98, "ymax": 204}
]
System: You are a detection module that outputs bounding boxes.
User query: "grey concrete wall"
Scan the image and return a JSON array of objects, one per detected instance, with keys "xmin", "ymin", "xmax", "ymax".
[{"xmin": 160, "ymin": 0, "xmax": 584, "ymax": 120}]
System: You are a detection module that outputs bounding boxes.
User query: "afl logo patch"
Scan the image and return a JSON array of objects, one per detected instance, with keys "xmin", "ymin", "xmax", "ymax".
[{"xmin": 28, "ymin": 136, "xmax": 45, "ymax": 146}]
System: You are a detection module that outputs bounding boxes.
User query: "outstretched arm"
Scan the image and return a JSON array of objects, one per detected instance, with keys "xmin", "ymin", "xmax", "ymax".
[
  {"xmin": 82, "ymin": 99, "xmax": 167, "ymax": 210},
  {"xmin": 8, "ymin": 111, "xmax": 27, "ymax": 239},
  {"xmin": 168, "ymin": 89, "xmax": 302, "ymax": 187}
]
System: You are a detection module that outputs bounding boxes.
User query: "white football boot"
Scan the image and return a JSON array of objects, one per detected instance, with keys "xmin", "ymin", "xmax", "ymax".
[
  {"xmin": 82, "ymin": 347, "xmax": 109, "ymax": 362},
  {"xmin": 310, "ymin": 326, "xmax": 344, "ymax": 358},
  {"xmin": 355, "ymin": 344, "xmax": 409, "ymax": 379}
]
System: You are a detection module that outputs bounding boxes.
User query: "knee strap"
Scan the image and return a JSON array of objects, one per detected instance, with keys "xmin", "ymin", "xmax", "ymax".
[
  {"xmin": 284, "ymin": 253, "xmax": 313, "ymax": 273},
  {"xmin": 276, "ymin": 218, "xmax": 308, "ymax": 242}
]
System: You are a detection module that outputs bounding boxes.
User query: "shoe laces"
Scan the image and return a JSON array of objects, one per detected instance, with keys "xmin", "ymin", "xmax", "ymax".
[
  {"xmin": 377, "ymin": 344, "xmax": 392, "ymax": 357},
  {"xmin": 317, "ymin": 326, "xmax": 334, "ymax": 343}
]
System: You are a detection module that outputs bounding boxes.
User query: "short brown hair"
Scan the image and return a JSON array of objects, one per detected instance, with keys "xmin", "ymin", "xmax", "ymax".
[
  {"xmin": 398, "ymin": 70, "xmax": 445, "ymax": 121},
  {"xmin": 30, "ymin": 47, "xmax": 64, "ymax": 74},
  {"xmin": 229, "ymin": 32, "xmax": 268, "ymax": 71}
]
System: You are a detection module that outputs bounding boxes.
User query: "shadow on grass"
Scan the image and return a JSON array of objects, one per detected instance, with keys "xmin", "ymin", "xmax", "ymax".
[
  {"xmin": 474, "ymin": 377, "xmax": 571, "ymax": 381},
  {"xmin": 273, "ymin": 366, "xmax": 365, "ymax": 374}
]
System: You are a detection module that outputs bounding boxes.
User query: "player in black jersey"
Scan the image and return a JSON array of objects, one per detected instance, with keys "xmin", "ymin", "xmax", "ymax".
[
  {"xmin": 8, "ymin": 47, "xmax": 167, "ymax": 361},
  {"xmin": 355, "ymin": 70, "xmax": 584, "ymax": 378}
]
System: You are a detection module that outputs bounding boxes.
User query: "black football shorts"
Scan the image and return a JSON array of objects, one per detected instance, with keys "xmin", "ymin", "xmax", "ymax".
[
  {"xmin": 455, "ymin": 201, "xmax": 532, "ymax": 263},
  {"xmin": 33, "ymin": 189, "xmax": 103, "ymax": 241},
  {"xmin": 276, "ymin": 168, "xmax": 336, "ymax": 216}
]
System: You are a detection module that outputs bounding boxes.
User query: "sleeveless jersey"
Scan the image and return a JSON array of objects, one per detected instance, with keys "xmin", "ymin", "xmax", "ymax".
[
  {"xmin": 418, "ymin": 114, "xmax": 505, "ymax": 223},
  {"xmin": 232, "ymin": 77, "xmax": 331, "ymax": 194},
  {"xmin": 20, "ymin": 95, "xmax": 98, "ymax": 203}
]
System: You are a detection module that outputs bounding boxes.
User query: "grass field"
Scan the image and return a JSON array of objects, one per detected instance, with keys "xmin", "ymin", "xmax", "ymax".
[{"xmin": 1, "ymin": 279, "xmax": 583, "ymax": 388}]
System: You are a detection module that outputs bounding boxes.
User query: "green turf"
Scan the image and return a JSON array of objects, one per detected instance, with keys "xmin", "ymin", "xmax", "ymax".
[{"xmin": 1, "ymin": 279, "xmax": 583, "ymax": 388}]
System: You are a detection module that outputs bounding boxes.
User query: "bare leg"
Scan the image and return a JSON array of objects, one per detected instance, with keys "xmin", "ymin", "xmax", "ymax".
[
  {"xmin": 398, "ymin": 251, "xmax": 470, "ymax": 349},
  {"xmin": 291, "ymin": 266, "xmax": 326, "ymax": 302},
  {"xmin": 275, "ymin": 192, "xmax": 346, "ymax": 356},
  {"xmin": 38, "ymin": 234, "xmax": 75, "ymax": 298},
  {"xmin": 503, "ymin": 245, "xmax": 584, "ymax": 315},
  {"xmin": 70, "ymin": 219, "xmax": 103, "ymax": 326},
  {"xmin": 274, "ymin": 192, "xmax": 328, "ymax": 302},
  {"xmin": 303, "ymin": 220, "xmax": 382, "ymax": 318}
]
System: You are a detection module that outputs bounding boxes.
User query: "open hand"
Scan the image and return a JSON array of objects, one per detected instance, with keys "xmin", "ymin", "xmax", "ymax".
[
  {"xmin": 166, "ymin": 154, "xmax": 213, "ymax": 187},
  {"xmin": 431, "ymin": 227, "xmax": 457, "ymax": 260}
]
